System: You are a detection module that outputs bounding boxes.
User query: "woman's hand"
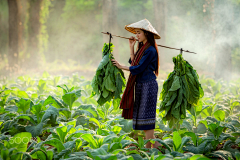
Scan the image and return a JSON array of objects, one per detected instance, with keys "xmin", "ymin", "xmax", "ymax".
[
  {"xmin": 111, "ymin": 59, "xmax": 122, "ymax": 69},
  {"xmin": 129, "ymin": 36, "xmax": 136, "ymax": 48}
]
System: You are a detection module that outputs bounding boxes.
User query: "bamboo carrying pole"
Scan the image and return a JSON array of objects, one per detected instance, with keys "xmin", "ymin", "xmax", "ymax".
[{"xmin": 101, "ymin": 32, "xmax": 197, "ymax": 54}]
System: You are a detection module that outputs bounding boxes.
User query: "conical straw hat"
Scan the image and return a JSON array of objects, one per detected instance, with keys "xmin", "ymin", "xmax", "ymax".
[{"xmin": 125, "ymin": 19, "xmax": 161, "ymax": 39}]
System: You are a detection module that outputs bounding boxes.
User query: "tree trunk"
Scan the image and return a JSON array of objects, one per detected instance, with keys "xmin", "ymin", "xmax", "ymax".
[
  {"xmin": 27, "ymin": 0, "xmax": 43, "ymax": 68},
  {"xmin": 153, "ymin": 0, "xmax": 167, "ymax": 69},
  {"xmin": 102, "ymin": 0, "xmax": 118, "ymax": 58},
  {"xmin": 8, "ymin": 0, "xmax": 19, "ymax": 71}
]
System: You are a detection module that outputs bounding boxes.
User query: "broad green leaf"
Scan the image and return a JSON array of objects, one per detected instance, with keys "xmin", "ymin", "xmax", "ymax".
[
  {"xmin": 17, "ymin": 98, "xmax": 32, "ymax": 114},
  {"xmin": 104, "ymin": 75, "xmax": 116, "ymax": 92},
  {"xmin": 112, "ymin": 125, "xmax": 122, "ymax": 135},
  {"xmin": 59, "ymin": 108, "xmax": 71, "ymax": 120},
  {"xmin": 189, "ymin": 154, "xmax": 210, "ymax": 160},
  {"xmin": 17, "ymin": 91, "xmax": 29, "ymax": 99},
  {"xmin": 179, "ymin": 137, "xmax": 190, "ymax": 152},
  {"xmin": 82, "ymin": 133, "xmax": 98, "ymax": 149},
  {"xmin": 89, "ymin": 118, "xmax": 101, "ymax": 128},
  {"xmin": 31, "ymin": 103, "xmax": 44, "ymax": 123},
  {"xmin": 109, "ymin": 142, "xmax": 122, "ymax": 152},
  {"xmin": 207, "ymin": 150, "xmax": 233, "ymax": 160},
  {"xmin": 169, "ymin": 76, "xmax": 180, "ymax": 91},
  {"xmin": 15, "ymin": 114, "xmax": 36, "ymax": 125},
  {"xmin": 56, "ymin": 126, "xmax": 68, "ymax": 143},
  {"xmin": 236, "ymin": 152, "xmax": 240, "ymax": 160},
  {"xmin": 173, "ymin": 131, "xmax": 182, "ymax": 151},
  {"xmin": 74, "ymin": 104, "xmax": 98, "ymax": 118},
  {"xmin": 9, "ymin": 132, "xmax": 32, "ymax": 152},
  {"xmin": 184, "ymin": 132, "xmax": 197, "ymax": 146},
  {"xmin": 213, "ymin": 110, "xmax": 225, "ymax": 122},
  {"xmin": 44, "ymin": 95, "xmax": 65, "ymax": 108},
  {"xmin": 44, "ymin": 138, "xmax": 65, "ymax": 152},
  {"xmin": 25, "ymin": 122, "xmax": 43, "ymax": 137},
  {"xmin": 41, "ymin": 105, "xmax": 59, "ymax": 125},
  {"xmin": 42, "ymin": 71, "xmax": 50, "ymax": 78},
  {"xmin": 47, "ymin": 150, "xmax": 53, "ymax": 160},
  {"xmin": 197, "ymin": 123, "xmax": 207, "ymax": 134},
  {"xmin": 37, "ymin": 80, "xmax": 47, "ymax": 94},
  {"xmin": 62, "ymin": 90, "xmax": 81, "ymax": 110},
  {"xmin": 114, "ymin": 73, "xmax": 124, "ymax": 99}
]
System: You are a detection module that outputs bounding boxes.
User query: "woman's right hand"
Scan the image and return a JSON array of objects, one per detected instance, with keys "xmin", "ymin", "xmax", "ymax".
[{"xmin": 129, "ymin": 36, "xmax": 136, "ymax": 48}]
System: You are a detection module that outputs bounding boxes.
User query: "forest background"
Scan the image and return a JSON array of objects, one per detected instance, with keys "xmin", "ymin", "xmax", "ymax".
[{"xmin": 0, "ymin": 0, "xmax": 240, "ymax": 81}]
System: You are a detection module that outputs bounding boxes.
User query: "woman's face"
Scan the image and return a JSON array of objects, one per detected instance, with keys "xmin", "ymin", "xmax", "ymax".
[{"xmin": 135, "ymin": 29, "xmax": 147, "ymax": 43}]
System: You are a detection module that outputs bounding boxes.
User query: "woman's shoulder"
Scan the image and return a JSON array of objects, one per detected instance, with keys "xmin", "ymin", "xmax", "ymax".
[{"xmin": 144, "ymin": 46, "xmax": 157, "ymax": 55}]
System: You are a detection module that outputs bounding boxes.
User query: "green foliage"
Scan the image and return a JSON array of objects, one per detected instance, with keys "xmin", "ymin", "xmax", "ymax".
[
  {"xmin": 0, "ymin": 72, "xmax": 240, "ymax": 159},
  {"xmin": 91, "ymin": 43, "xmax": 125, "ymax": 106},
  {"xmin": 160, "ymin": 54, "xmax": 204, "ymax": 128}
]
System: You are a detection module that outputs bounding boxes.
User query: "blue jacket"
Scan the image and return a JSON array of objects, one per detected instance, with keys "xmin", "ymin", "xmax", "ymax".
[{"xmin": 129, "ymin": 46, "xmax": 158, "ymax": 83}]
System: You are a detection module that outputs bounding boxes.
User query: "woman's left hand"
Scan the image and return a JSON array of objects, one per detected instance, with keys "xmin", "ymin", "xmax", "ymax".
[{"xmin": 111, "ymin": 59, "xmax": 122, "ymax": 69}]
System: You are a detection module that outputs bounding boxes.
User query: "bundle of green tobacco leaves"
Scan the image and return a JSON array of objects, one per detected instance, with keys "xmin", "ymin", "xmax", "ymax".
[
  {"xmin": 91, "ymin": 43, "xmax": 126, "ymax": 106},
  {"xmin": 159, "ymin": 54, "xmax": 204, "ymax": 128}
]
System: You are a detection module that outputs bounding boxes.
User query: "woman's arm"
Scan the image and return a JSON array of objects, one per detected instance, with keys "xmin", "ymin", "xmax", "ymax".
[
  {"xmin": 111, "ymin": 59, "xmax": 130, "ymax": 71},
  {"xmin": 129, "ymin": 36, "xmax": 136, "ymax": 61},
  {"xmin": 112, "ymin": 36, "xmax": 136, "ymax": 71}
]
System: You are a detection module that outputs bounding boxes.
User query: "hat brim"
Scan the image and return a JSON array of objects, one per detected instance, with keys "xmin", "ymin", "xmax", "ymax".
[{"xmin": 125, "ymin": 25, "xmax": 161, "ymax": 39}]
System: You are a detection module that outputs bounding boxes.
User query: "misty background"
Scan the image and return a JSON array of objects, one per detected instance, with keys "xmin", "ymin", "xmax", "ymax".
[{"xmin": 0, "ymin": 0, "xmax": 240, "ymax": 81}]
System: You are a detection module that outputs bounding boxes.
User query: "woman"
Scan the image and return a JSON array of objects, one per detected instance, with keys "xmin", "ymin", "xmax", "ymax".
[{"xmin": 111, "ymin": 19, "xmax": 161, "ymax": 149}]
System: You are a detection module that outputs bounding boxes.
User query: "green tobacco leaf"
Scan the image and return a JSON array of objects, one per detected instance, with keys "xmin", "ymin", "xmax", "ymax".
[
  {"xmin": 44, "ymin": 95, "xmax": 65, "ymax": 108},
  {"xmin": 59, "ymin": 108, "xmax": 71, "ymax": 120},
  {"xmin": 114, "ymin": 73, "xmax": 124, "ymax": 99},
  {"xmin": 42, "ymin": 71, "xmax": 50, "ymax": 78},
  {"xmin": 56, "ymin": 126, "xmax": 68, "ymax": 143},
  {"xmin": 82, "ymin": 133, "xmax": 98, "ymax": 149},
  {"xmin": 197, "ymin": 123, "xmax": 207, "ymax": 134},
  {"xmin": 173, "ymin": 131, "xmax": 182, "ymax": 151},
  {"xmin": 207, "ymin": 150, "xmax": 233, "ymax": 160},
  {"xmin": 169, "ymin": 76, "xmax": 180, "ymax": 91},
  {"xmin": 138, "ymin": 136, "xmax": 144, "ymax": 149},
  {"xmin": 184, "ymin": 132, "xmax": 197, "ymax": 146},
  {"xmin": 25, "ymin": 122, "xmax": 43, "ymax": 137},
  {"xmin": 47, "ymin": 150, "xmax": 54, "ymax": 160},
  {"xmin": 104, "ymin": 75, "xmax": 116, "ymax": 92},
  {"xmin": 57, "ymin": 84, "xmax": 69, "ymax": 94},
  {"xmin": 208, "ymin": 123, "xmax": 224, "ymax": 139},
  {"xmin": 37, "ymin": 80, "xmax": 47, "ymax": 94},
  {"xmin": 9, "ymin": 132, "xmax": 32, "ymax": 152},
  {"xmin": 44, "ymin": 138, "xmax": 65, "ymax": 152},
  {"xmin": 89, "ymin": 118, "xmax": 101, "ymax": 128},
  {"xmin": 41, "ymin": 105, "xmax": 59, "ymax": 125},
  {"xmin": 113, "ymin": 98, "xmax": 121, "ymax": 110},
  {"xmin": 17, "ymin": 91, "xmax": 29, "ymax": 99},
  {"xmin": 185, "ymin": 141, "xmax": 210, "ymax": 154},
  {"xmin": 109, "ymin": 142, "xmax": 122, "ymax": 152},
  {"xmin": 189, "ymin": 154, "xmax": 210, "ymax": 160},
  {"xmin": 17, "ymin": 98, "xmax": 32, "ymax": 114},
  {"xmin": 236, "ymin": 152, "xmax": 240, "ymax": 160},
  {"xmin": 31, "ymin": 103, "xmax": 44, "ymax": 123},
  {"xmin": 98, "ymin": 54, "xmax": 109, "ymax": 71},
  {"xmin": 53, "ymin": 76, "xmax": 60, "ymax": 86},
  {"xmin": 62, "ymin": 90, "xmax": 81, "ymax": 110},
  {"xmin": 91, "ymin": 43, "xmax": 125, "ymax": 106},
  {"xmin": 15, "ymin": 114, "xmax": 36, "ymax": 125},
  {"xmin": 73, "ymin": 105, "xmax": 98, "ymax": 118},
  {"xmin": 213, "ymin": 110, "xmax": 225, "ymax": 122}
]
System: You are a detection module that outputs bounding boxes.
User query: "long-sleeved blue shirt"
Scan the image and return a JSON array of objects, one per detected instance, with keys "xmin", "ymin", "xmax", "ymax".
[{"xmin": 128, "ymin": 46, "xmax": 158, "ymax": 83}]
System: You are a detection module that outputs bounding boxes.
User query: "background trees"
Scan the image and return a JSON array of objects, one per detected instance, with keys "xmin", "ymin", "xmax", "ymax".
[{"xmin": 0, "ymin": 0, "xmax": 240, "ymax": 80}]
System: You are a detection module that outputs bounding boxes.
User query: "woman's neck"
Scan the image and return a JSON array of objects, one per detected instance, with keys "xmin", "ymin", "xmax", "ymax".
[{"xmin": 143, "ymin": 39, "xmax": 147, "ymax": 45}]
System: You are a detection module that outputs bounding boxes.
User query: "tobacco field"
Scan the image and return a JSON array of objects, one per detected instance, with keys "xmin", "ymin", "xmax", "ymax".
[{"xmin": 0, "ymin": 72, "xmax": 240, "ymax": 160}]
